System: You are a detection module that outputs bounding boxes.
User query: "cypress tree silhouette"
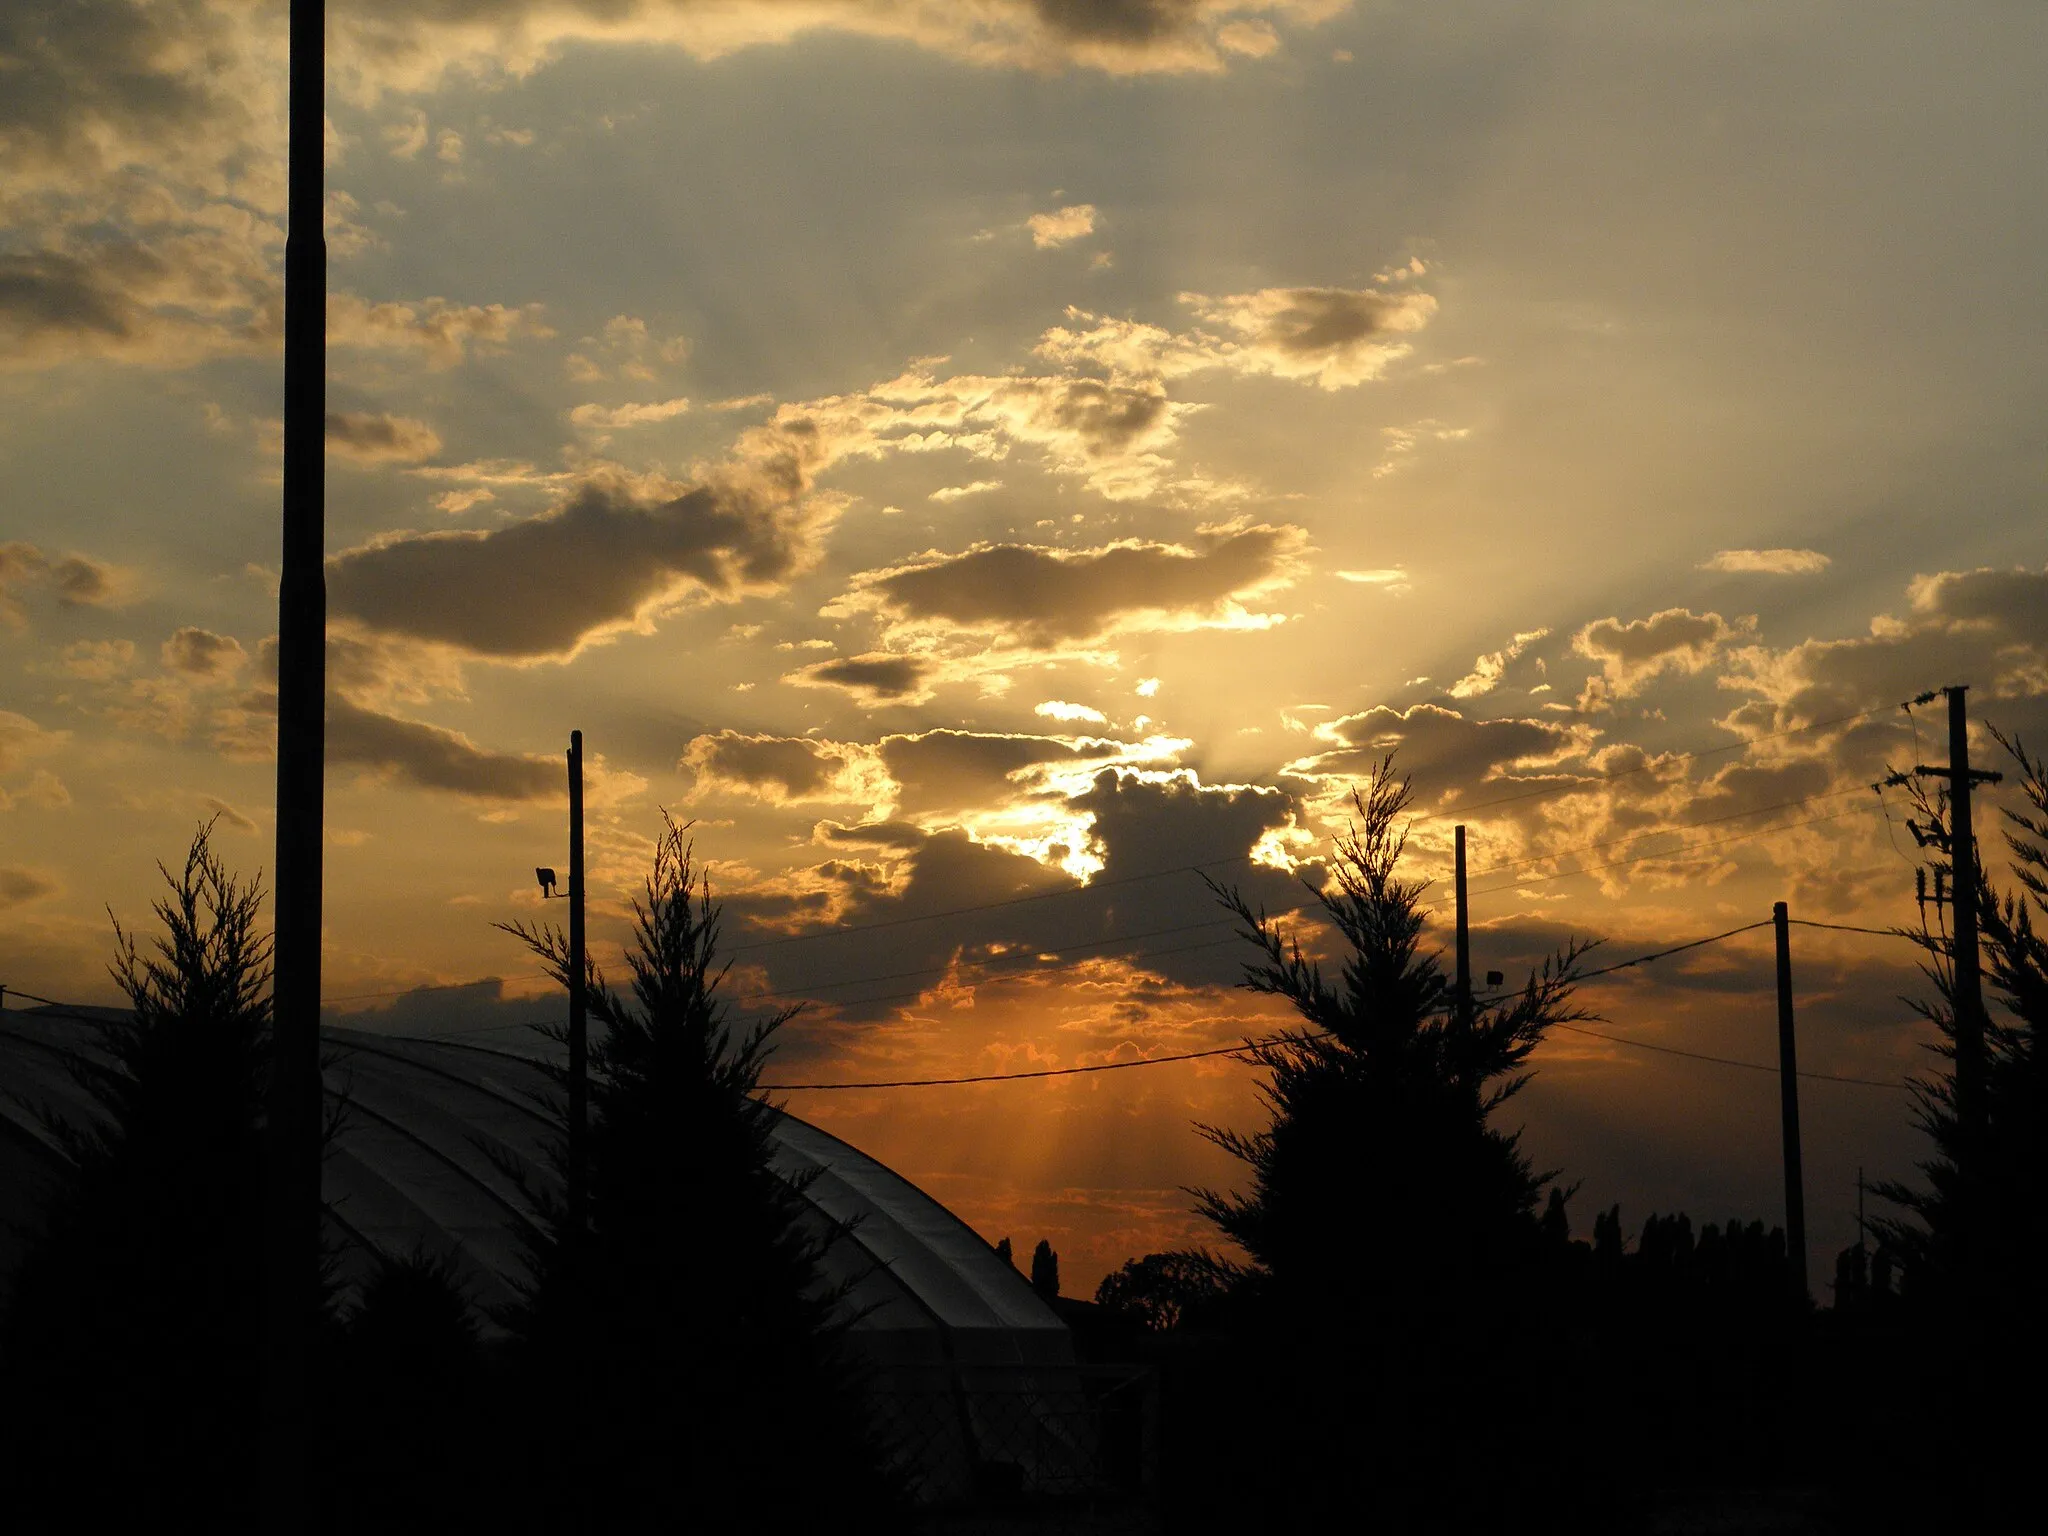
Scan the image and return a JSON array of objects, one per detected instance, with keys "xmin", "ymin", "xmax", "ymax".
[
  {"xmin": 1195, "ymin": 766, "xmax": 1592, "ymax": 1313},
  {"xmin": 1183, "ymin": 765, "xmax": 1594, "ymax": 1528},
  {"xmin": 0, "ymin": 823, "xmax": 281, "ymax": 1529},
  {"xmin": 1030, "ymin": 1238, "xmax": 1061, "ymax": 1300},
  {"xmin": 497, "ymin": 815, "xmax": 899, "ymax": 1526}
]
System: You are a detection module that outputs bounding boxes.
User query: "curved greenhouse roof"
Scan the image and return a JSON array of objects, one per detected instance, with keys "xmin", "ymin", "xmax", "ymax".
[{"xmin": 0, "ymin": 1009, "xmax": 1067, "ymax": 1366}]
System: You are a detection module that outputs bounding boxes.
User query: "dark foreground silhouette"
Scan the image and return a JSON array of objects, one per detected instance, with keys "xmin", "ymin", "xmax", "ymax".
[{"xmin": 5, "ymin": 737, "xmax": 2047, "ymax": 1530}]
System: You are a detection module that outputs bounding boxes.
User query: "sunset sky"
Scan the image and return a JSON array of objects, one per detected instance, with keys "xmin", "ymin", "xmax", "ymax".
[{"xmin": 5, "ymin": 0, "xmax": 2046, "ymax": 1292}]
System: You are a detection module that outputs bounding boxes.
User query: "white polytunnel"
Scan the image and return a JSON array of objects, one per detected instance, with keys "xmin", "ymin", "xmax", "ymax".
[{"xmin": 0, "ymin": 1007, "xmax": 1095, "ymax": 1503}]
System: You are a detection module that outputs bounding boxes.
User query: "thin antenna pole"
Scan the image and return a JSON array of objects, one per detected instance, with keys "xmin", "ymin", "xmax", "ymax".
[
  {"xmin": 264, "ymin": 0, "xmax": 326, "ymax": 1516},
  {"xmin": 1773, "ymin": 901, "xmax": 1809, "ymax": 1301},
  {"xmin": 568, "ymin": 730, "xmax": 587, "ymax": 1237},
  {"xmin": 1454, "ymin": 825, "xmax": 1471, "ymax": 1024}
]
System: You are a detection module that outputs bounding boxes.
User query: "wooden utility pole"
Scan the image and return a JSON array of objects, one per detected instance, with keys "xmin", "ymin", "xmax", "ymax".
[
  {"xmin": 1944, "ymin": 686, "xmax": 1988, "ymax": 1133},
  {"xmin": 1772, "ymin": 901, "xmax": 1809, "ymax": 1301},
  {"xmin": 1453, "ymin": 824, "xmax": 1471, "ymax": 1024},
  {"xmin": 568, "ymin": 730, "xmax": 588, "ymax": 1237},
  {"xmin": 1889, "ymin": 686, "xmax": 2001, "ymax": 1132},
  {"xmin": 264, "ymin": 0, "xmax": 327, "ymax": 1515}
]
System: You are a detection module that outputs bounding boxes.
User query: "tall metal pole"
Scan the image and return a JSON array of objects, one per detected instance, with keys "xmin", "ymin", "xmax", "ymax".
[
  {"xmin": 265, "ymin": 0, "xmax": 327, "ymax": 1514},
  {"xmin": 1946, "ymin": 686, "xmax": 1987, "ymax": 1137},
  {"xmin": 1771, "ymin": 902, "xmax": 1809, "ymax": 1301},
  {"xmin": 568, "ymin": 730, "xmax": 587, "ymax": 1238},
  {"xmin": 1453, "ymin": 825, "xmax": 1471, "ymax": 1024}
]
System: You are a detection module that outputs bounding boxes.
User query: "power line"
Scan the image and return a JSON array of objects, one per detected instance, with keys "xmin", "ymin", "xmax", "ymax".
[
  {"xmin": 759, "ymin": 1036, "xmax": 1280, "ymax": 1091},
  {"xmin": 1549, "ymin": 1021, "xmax": 1908, "ymax": 1091},
  {"xmin": 1569, "ymin": 920, "xmax": 1774, "ymax": 983},
  {"xmin": 752, "ymin": 920, "xmax": 1778, "ymax": 1089},
  {"xmin": 1787, "ymin": 918, "xmax": 1930, "ymax": 943},
  {"xmin": 0, "ymin": 913, "xmax": 1916, "ymax": 1094}
]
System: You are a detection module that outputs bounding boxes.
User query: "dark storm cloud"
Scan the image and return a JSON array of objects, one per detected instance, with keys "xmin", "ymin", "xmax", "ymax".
[
  {"xmin": 325, "ymin": 410, "xmax": 444, "ymax": 465},
  {"xmin": 0, "ymin": 867, "xmax": 61, "ymax": 909},
  {"xmin": 1910, "ymin": 563, "xmax": 2048, "ymax": 651},
  {"xmin": 846, "ymin": 525, "xmax": 1304, "ymax": 647},
  {"xmin": 1288, "ymin": 704, "xmax": 1578, "ymax": 801},
  {"xmin": 728, "ymin": 767, "xmax": 1318, "ymax": 1019},
  {"xmin": 998, "ymin": 375, "xmax": 1173, "ymax": 459},
  {"xmin": 814, "ymin": 819, "xmax": 928, "ymax": 851},
  {"xmin": 327, "ymin": 696, "xmax": 558, "ymax": 800},
  {"xmin": 327, "ymin": 474, "xmax": 823, "ymax": 659},
  {"xmin": 329, "ymin": 0, "xmax": 1332, "ymax": 90},
  {"xmin": 0, "ymin": 0, "xmax": 243, "ymax": 178},
  {"xmin": 0, "ymin": 251, "xmax": 134, "ymax": 342},
  {"xmin": 1069, "ymin": 767, "xmax": 1297, "ymax": 885},
  {"xmin": 1195, "ymin": 286, "xmax": 1433, "ymax": 358},
  {"xmin": 783, "ymin": 653, "xmax": 934, "ymax": 704},
  {"xmin": 160, "ymin": 626, "xmax": 248, "ymax": 679},
  {"xmin": 877, "ymin": 729, "xmax": 1125, "ymax": 818},
  {"xmin": 0, "ymin": 541, "xmax": 131, "ymax": 622},
  {"xmin": 1721, "ymin": 565, "xmax": 2048, "ymax": 737},
  {"xmin": 1032, "ymin": 0, "xmax": 1201, "ymax": 45},
  {"xmin": 680, "ymin": 730, "xmax": 865, "ymax": 804},
  {"xmin": 216, "ymin": 681, "xmax": 556, "ymax": 800},
  {"xmin": 1573, "ymin": 607, "xmax": 1745, "ymax": 705}
]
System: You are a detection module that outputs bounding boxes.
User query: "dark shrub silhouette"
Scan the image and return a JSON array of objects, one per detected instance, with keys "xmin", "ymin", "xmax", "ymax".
[
  {"xmin": 328, "ymin": 1246, "xmax": 494, "ymax": 1532},
  {"xmin": 1094, "ymin": 1249, "xmax": 1233, "ymax": 1331},
  {"xmin": 497, "ymin": 815, "xmax": 899, "ymax": 1526},
  {"xmin": 0, "ymin": 823, "xmax": 275, "ymax": 1528}
]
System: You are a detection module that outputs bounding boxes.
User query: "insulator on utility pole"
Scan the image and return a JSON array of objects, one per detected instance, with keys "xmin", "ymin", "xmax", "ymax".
[{"xmin": 1772, "ymin": 901, "xmax": 1809, "ymax": 1302}]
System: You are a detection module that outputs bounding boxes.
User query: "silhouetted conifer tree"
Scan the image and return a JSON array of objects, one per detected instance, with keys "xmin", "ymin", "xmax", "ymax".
[
  {"xmin": 1541, "ymin": 1185, "xmax": 1573, "ymax": 1246},
  {"xmin": 1593, "ymin": 1202, "xmax": 1625, "ymax": 1267},
  {"xmin": 1185, "ymin": 766, "xmax": 1594, "ymax": 1528},
  {"xmin": 1030, "ymin": 1238, "xmax": 1060, "ymax": 1300},
  {"xmin": 0, "ymin": 823, "xmax": 276, "ymax": 1528},
  {"xmin": 1196, "ymin": 766, "xmax": 1592, "ymax": 1313},
  {"xmin": 994, "ymin": 1235, "xmax": 1014, "ymax": 1267},
  {"xmin": 498, "ymin": 816, "xmax": 898, "ymax": 1526}
]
